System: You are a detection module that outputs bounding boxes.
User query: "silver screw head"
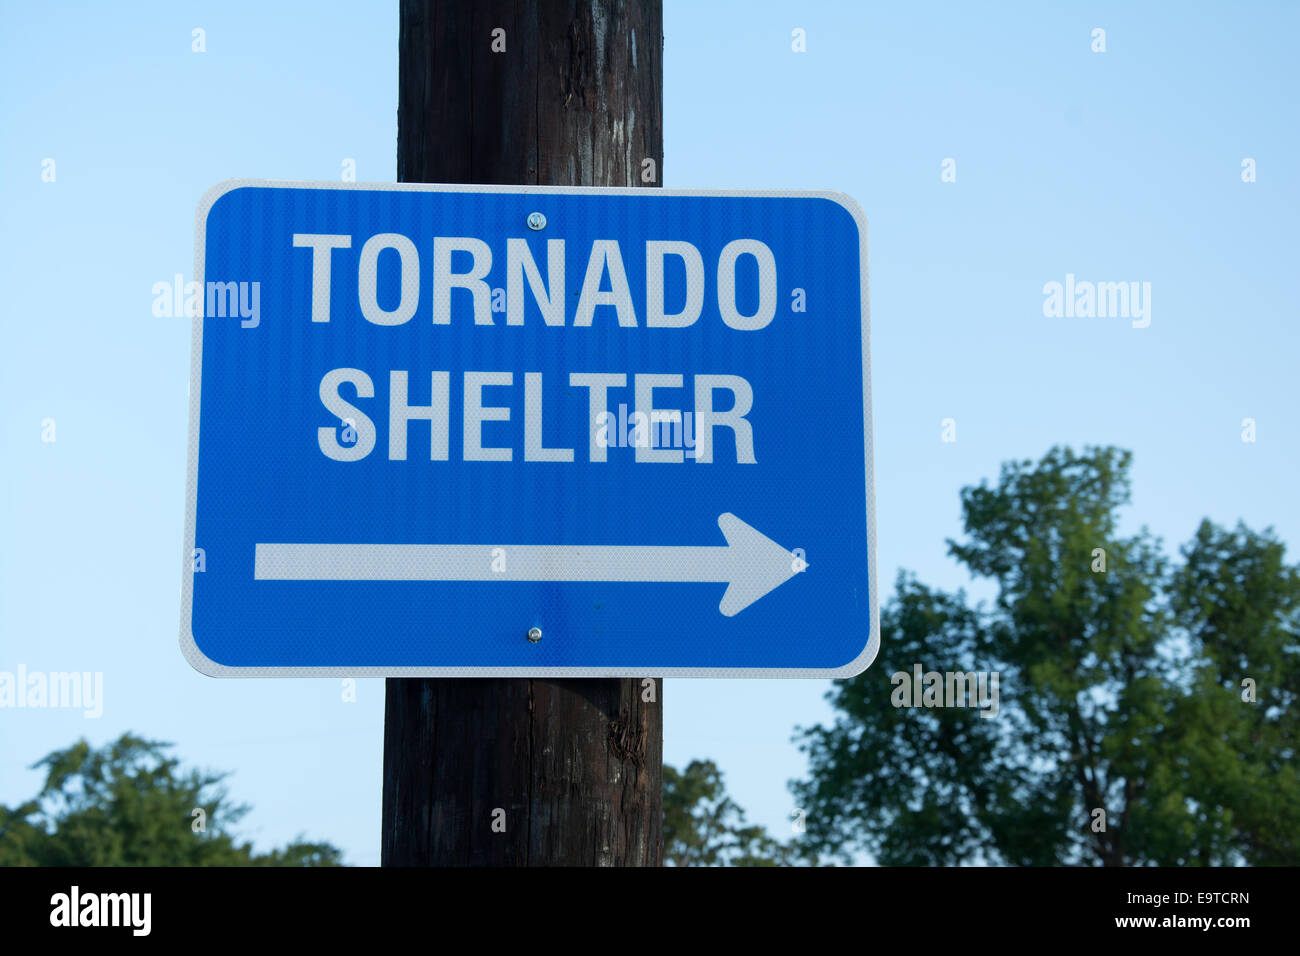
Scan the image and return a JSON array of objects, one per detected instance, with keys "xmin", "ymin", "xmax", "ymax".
[
  {"xmin": 527, "ymin": 627, "xmax": 543, "ymax": 643},
  {"xmin": 526, "ymin": 212, "xmax": 546, "ymax": 231}
]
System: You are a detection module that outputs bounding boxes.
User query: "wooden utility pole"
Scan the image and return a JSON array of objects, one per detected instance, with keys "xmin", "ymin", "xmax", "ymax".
[{"xmin": 382, "ymin": 0, "xmax": 664, "ymax": 866}]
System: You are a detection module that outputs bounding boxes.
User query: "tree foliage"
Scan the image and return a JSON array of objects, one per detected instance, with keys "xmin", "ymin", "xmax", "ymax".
[
  {"xmin": 792, "ymin": 446, "xmax": 1299, "ymax": 866},
  {"xmin": 0, "ymin": 733, "xmax": 342, "ymax": 866},
  {"xmin": 664, "ymin": 760, "xmax": 798, "ymax": 866}
]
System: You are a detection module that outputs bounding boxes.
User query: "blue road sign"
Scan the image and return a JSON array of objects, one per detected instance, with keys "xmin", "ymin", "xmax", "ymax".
[{"xmin": 182, "ymin": 181, "xmax": 876, "ymax": 677}]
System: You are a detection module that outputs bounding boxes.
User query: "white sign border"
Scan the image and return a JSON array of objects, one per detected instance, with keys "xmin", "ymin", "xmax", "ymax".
[{"xmin": 181, "ymin": 179, "xmax": 878, "ymax": 679}]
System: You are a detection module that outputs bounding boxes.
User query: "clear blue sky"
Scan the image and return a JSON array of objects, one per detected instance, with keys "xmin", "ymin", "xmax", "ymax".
[{"xmin": 2, "ymin": 1, "xmax": 1296, "ymax": 865}]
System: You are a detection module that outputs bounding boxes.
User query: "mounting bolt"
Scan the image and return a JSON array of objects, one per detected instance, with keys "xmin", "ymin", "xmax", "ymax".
[
  {"xmin": 526, "ymin": 212, "xmax": 546, "ymax": 231},
  {"xmin": 527, "ymin": 627, "xmax": 543, "ymax": 643}
]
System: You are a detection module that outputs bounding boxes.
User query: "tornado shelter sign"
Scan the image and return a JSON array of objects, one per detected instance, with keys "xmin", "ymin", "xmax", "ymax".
[{"xmin": 181, "ymin": 181, "xmax": 877, "ymax": 677}]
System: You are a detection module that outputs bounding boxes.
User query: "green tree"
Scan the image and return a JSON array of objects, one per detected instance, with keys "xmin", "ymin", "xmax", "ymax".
[
  {"xmin": 664, "ymin": 760, "xmax": 798, "ymax": 866},
  {"xmin": 1166, "ymin": 519, "xmax": 1300, "ymax": 865},
  {"xmin": 792, "ymin": 446, "xmax": 1299, "ymax": 866},
  {"xmin": 0, "ymin": 734, "xmax": 343, "ymax": 866}
]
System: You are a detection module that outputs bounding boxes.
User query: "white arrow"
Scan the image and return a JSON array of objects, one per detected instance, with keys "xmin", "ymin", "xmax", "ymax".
[{"xmin": 254, "ymin": 513, "xmax": 806, "ymax": 616}]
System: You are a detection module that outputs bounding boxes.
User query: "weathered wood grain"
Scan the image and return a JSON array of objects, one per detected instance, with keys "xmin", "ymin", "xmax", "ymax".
[{"xmin": 383, "ymin": 0, "xmax": 664, "ymax": 867}]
